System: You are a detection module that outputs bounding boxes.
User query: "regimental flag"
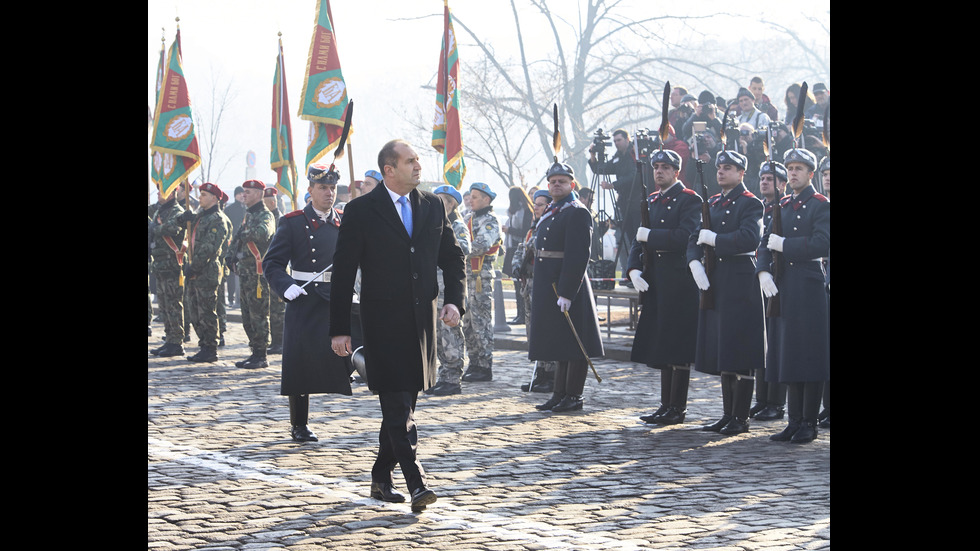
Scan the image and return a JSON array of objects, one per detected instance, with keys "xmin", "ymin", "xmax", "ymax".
[
  {"xmin": 431, "ymin": 0, "xmax": 465, "ymax": 189},
  {"xmin": 298, "ymin": 0, "xmax": 352, "ymax": 170},
  {"xmin": 150, "ymin": 36, "xmax": 166, "ymax": 189},
  {"xmin": 151, "ymin": 28, "xmax": 201, "ymax": 198},
  {"xmin": 271, "ymin": 36, "xmax": 299, "ymax": 210}
]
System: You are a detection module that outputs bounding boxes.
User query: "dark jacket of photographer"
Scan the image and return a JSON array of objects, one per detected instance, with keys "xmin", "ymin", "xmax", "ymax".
[{"xmin": 588, "ymin": 146, "xmax": 638, "ymax": 228}]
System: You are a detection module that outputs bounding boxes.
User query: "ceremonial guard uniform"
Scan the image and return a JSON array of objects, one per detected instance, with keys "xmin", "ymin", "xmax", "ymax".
[
  {"xmin": 264, "ymin": 187, "xmax": 286, "ymax": 355},
  {"xmin": 184, "ymin": 183, "xmax": 230, "ymax": 363},
  {"xmin": 149, "ymin": 193, "xmax": 187, "ymax": 357},
  {"xmin": 818, "ymin": 154, "xmax": 831, "ymax": 430},
  {"xmin": 263, "ymin": 165, "xmax": 353, "ymax": 442},
  {"xmin": 227, "ymin": 179, "xmax": 277, "ymax": 369},
  {"xmin": 530, "ymin": 162, "xmax": 604, "ymax": 412},
  {"xmin": 686, "ymin": 150, "xmax": 765, "ymax": 435},
  {"xmin": 428, "ymin": 185, "xmax": 471, "ymax": 396},
  {"xmin": 757, "ymin": 148, "xmax": 830, "ymax": 443},
  {"xmin": 461, "ymin": 182, "xmax": 502, "ymax": 383},
  {"xmin": 628, "ymin": 149, "xmax": 702, "ymax": 426}
]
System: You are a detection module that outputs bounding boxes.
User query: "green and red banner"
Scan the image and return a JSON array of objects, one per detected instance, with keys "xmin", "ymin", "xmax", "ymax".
[
  {"xmin": 150, "ymin": 28, "xmax": 201, "ymax": 198},
  {"xmin": 432, "ymin": 0, "xmax": 465, "ymax": 189},
  {"xmin": 271, "ymin": 36, "xmax": 298, "ymax": 209},
  {"xmin": 298, "ymin": 0, "xmax": 352, "ymax": 170},
  {"xmin": 150, "ymin": 37, "xmax": 166, "ymax": 189}
]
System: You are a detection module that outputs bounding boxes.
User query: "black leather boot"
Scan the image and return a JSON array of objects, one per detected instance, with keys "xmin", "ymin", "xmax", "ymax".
[
  {"xmin": 187, "ymin": 345, "xmax": 218, "ymax": 363},
  {"xmin": 157, "ymin": 343, "xmax": 185, "ymax": 357},
  {"xmin": 235, "ymin": 349, "xmax": 255, "ymax": 368},
  {"xmin": 791, "ymin": 420, "xmax": 818, "ymax": 443},
  {"xmin": 530, "ymin": 368, "xmax": 555, "ymax": 393},
  {"xmin": 750, "ymin": 368, "xmax": 767, "ymax": 417},
  {"xmin": 536, "ymin": 393, "xmax": 564, "ymax": 411},
  {"xmin": 720, "ymin": 376, "xmax": 755, "ymax": 435},
  {"xmin": 241, "ymin": 349, "xmax": 269, "ymax": 369},
  {"xmin": 551, "ymin": 394, "xmax": 583, "ymax": 412},
  {"xmin": 703, "ymin": 374, "xmax": 735, "ymax": 431},
  {"xmin": 770, "ymin": 416, "xmax": 802, "ymax": 441},
  {"xmin": 640, "ymin": 404, "xmax": 669, "ymax": 424},
  {"xmin": 462, "ymin": 366, "xmax": 492, "ymax": 382},
  {"xmin": 289, "ymin": 395, "xmax": 318, "ymax": 442},
  {"xmin": 657, "ymin": 366, "xmax": 690, "ymax": 425}
]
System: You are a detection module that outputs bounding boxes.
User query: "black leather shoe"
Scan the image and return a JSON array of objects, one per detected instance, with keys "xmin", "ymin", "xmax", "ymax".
[
  {"xmin": 770, "ymin": 419, "xmax": 802, "ymax": 442},
  {"xmin": 749, "ymin": 402, "xmax": 767, "ymax": 418},
  {"xmin": 187, "ymin": 346, "xmax": 218, "ymax": 363},
  {"xmin": 432, "ymin": 382, "xmax": 461, "ymax": 396},
  {"xmin": 150, "ymin": 343, "xmax": 168, "ymax": 355},
  {"xmin": 791, "ymin": 422, "xmax": 818, "ymax": 443},
  {"xmin": 551, "ymin": 395, "xmax": 583, "ymax": 412},
  {"xmin": 508, "ymin": 316, "xmax": 526, "ymax": 325},
  {"xmin": 461, "ymin": 367, "xmax": 492, "ymax": 382},
  {"xmin": 719, "ymin": 417, "xmax": 750, "ymax": 435},
  {"xmin": 410, "ymin": 486, "xmax": 437, "ymax": 512},
  {"xmin": 370, "ymin": 482, "xmax": 406, "ymax": 503},
  {"xmin": 157, "ymin": 343, "xmax": 185, "ymax": 357},
  {"xmin": 241, "ymin": 351, "xmax": 269, "ymax": 369},
  {"xmin": 290, "ymin": 425, "xmax": 318, "ymax": 442},
  {"xmin": 818, "ymin": 415, "xmax": 830, "ymax": 429},
  {"xmin": 655, "ymin": 406, "xmax": 687, "ymax": 426},
  {"xmin": 536, "ymin": 393, "xmax": 564, "ymax": 411},
  {"xmin": 640, "ymin": 404, "xmax": 669, "ymax": 424},
  {"xmin": 702, "ymin": 415, "xmax": 733, "ymax": 432},
  {"xmin": 754, "ymin": 405, "xmax": 785, "ymax": 421}
]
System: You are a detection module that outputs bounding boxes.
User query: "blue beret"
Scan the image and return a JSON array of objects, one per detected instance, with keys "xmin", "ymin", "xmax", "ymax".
[
  {"xmin": 433, "ymin": 185, "xmax": 463, "ymax": 204},
  {"xmin": 715, "ymin": 150, "xmax": 747, "ymax": 170},
  {"xmin": 308, "ymin": 163, "xmax": 339, "ymax": 184},
  {"xmin": 783, "ymin": 148, "xmax": 817, "ymax": 171},
  {"xmin": 364, "ymin": 169, "xmax": 383, "ymax": 182},
  {"xmin": 533, "ymin": 189, "xmax": 552, "ymax": 202},
  {"xmin": 546, "ymin": 161, "xmax": 575, "ymax": 180},
  {"xmin": 650, "ymin": 149, "xmax": 682, "ymax": 170},
  {"xmin": 304, "ymin": 192, "xmax": 311, "ymax": 203},
  {"xmin": 469, "ymin": 182, "xmax": 496, "ymax": 201},
  {"xmin": 759, "ymin": 161, "xmax": 788, "ymax": 182}
]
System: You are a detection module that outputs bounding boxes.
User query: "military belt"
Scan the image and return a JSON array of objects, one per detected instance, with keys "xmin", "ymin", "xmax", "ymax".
[
  {"xmin": 292, "ymin": 270, "xmax": 332, "ymax": 283},
  {"xmin": 536, "ymin": 250, "xmax": 564, "ymax": 258}
]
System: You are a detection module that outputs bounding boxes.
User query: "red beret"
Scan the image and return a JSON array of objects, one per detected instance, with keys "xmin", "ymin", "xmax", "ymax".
[
  {"xmin": 199, "ymin": 182, "xmax": 222, "ymax": 197},
  {"xmin": 263, "ymin": 187, "xmax": 278, "ymax": 197},
  {"xmin": 242, "ymin": 179, "xmax": 266, "ymax": 190}
]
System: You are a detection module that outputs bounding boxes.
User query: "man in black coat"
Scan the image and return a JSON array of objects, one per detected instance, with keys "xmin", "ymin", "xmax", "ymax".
[
  {"xmin": 263, "ymin": 164, "xmax": 353, "ymax": 443},
  {"xmin": 627, "ymin": 149, "xmax": 702, "ymax": 426},
  {"xmin": 589, "ymin": 129, "xmax": 638, "ymax": 283},
  {"xmin": 329, "ymin": 139, "xmax": 466, "ymax": 513}
]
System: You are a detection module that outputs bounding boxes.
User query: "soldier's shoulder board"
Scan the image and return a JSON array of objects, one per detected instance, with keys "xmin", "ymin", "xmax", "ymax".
[
  {"xmin": 284, "ymin": 210, "xmax": 305, "ymax": 219},
  {"xmin": 741, "ymin": 190, "xmax": 757, "ymax": 199},
  {"xmin": 813, "ymin": 193, "xmax": 829, "ymax": 202},
  {"xmin": 680, "ymin": 188, "xmax": 697, "ymax": 196}
]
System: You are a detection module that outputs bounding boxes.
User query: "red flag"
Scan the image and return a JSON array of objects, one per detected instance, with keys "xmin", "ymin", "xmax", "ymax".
[{"xmin": 432, "ymin": 0, "xmax": 465, "ymax": 189}]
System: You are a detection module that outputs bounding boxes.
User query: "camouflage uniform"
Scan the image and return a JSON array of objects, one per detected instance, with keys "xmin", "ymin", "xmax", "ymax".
[
  {"xmin": 185, "ymin": 197, "xmax": 230, "ymax": 359},
  {"xmin": 436, "ymin": 213, "xmax": 472, "ymax": 385},
  {"xmin": 227, "ymin": 200, "xmax": 276, "ymax": 358},
  {"xmin": 149, "ymin": 197, "xmax": 187, "ymax": 351},
  {"xmin": 461, "ymin": 205, "xmax": 502, "ymax": 379},
  {"xmin": 216, "ymin": 205, "xmax": 233, "ymax": 344}
]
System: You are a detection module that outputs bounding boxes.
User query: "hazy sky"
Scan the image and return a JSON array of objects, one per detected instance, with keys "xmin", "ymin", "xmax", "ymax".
[{"xmin": 148, "ymin": 0, "xmax": 829, "ymax": 204}]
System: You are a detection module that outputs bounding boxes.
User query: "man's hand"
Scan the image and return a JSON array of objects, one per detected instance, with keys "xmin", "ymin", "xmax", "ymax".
[
  {"xmin": 331, "ymin": 336, "xmax": 351, "ymax": 357},
  {"xmin": 697, "ymin": 229, "xmax": 717, "ymax": 247},
  {"xmin": 758, "ymin": 271, "xmax": 778, "ymax": 298},
  {"xmin": 557, "ymin": 296, "xmax": 572, "ymax": 312},
  {"xmin": 636, "ymin": 227, "xmax": 650, "ymax": 243},
  {"xmin": 440, "ymin": 303, "xmax": 461, "ymax": 327},
  {"xmin": 628, "ymin": 269, "xmax": 649, "ymax": 292},
  {"xmin": 766, "ymin": 234, "xmax": 785, "ymax": 252},
  {"xmin": 284, "ymin": 284, "xmax": 307, "ymax": 301},
  {"xmin": 689, "ymin": 260, "xmax": 710, "ymax": 291},
  {"xmin": 600, "ymin": 181, "xmax": 614, "ymax": 190}
]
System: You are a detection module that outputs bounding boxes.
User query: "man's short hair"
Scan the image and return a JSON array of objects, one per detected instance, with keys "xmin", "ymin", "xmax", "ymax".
[
  {"xmin": 613, "ymin": 129, "xmax": 629, "ymax": 141},
  {"xmin": 674, "ymin": 86, "xmax": 689, "ymax": 96},
  {"xmin": 378, "ymin": 139, "xmax": 410, "ymax": 174},
  {"xmin": 750, "ymin": 76, "xmax": 764, "ymax": 85}
]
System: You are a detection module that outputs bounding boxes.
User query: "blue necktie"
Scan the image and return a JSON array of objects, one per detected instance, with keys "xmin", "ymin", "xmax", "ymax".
[{"xmin": 398, "ymin": 196, "xmax": 412, "ymax": 237}]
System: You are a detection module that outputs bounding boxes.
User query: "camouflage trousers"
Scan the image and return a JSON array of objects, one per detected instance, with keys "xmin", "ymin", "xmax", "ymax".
[
  {"xmin": 437, "ymin": 272, "xmax": 466, "ymax": 383},
  {"xmin": 239, "ymin": 270, "xmax": 271, "ymax": 350},
  {"xmin": 154, "ymin": 272, "xmax": 184, "ymax": 344},
  {"xmin": 217, "ymin": 277, "xmax": 227, "ymax": 336},
  {"xmin": 270, "ymin": 292, "xmax": 285, "ymax": 346},
  {"xmin": 462, "ymin": 270, "xmax": 494, "ymax": 370},
  {"xmin": 186, "ymin": 275, "xmax": 221, "ymax": 347},
  {"xmin": 522, "ymin": 278, "xmax": 557, "ymax": 374}
]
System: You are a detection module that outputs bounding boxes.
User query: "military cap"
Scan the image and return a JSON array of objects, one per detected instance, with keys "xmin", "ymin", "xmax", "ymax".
[
  {"xmin": 759, "ymin": 161, "xmax": 788, "ymax": 182},
  {"xmin": 433, "ymin": 184, "xmax": 463, "ymax": 205},
  {"xmin": 650, "ymin": 149, "xmax": 682, "ymax": 171},
  {"xmin": 819, "ymin": 156, "xmax": 830, "ymax": 173},
  {"xmin": 783, "ymin": 148, "xmax": 817, "ymax": 171},
  {"xmin": 199, "ymin": 182, "xmax": 222, "ymax": 197},
  {"xmin": 234, "ymin": 186, "xmax": 245, "ymax": 195},
  {"xmin": 263, "ymin": 187, "xmax": 278, "ymax": 197},
  {"xmin": 364, "ymin": 169, "xmax": 383, "ymax": 182},
  {"xmin": 813, "ymin": 83, "xmax": 828, "ymax": 94},
  {"xmin": 681, "ymin": 93, "xmax": 698, "ymax": 104},
  {"xmin": 469, "ymin": 182, "xmax": 497, "ymax": 201},
  {"xmin": 533, "ymin": 189, "xmax": 552, "ymax": 202},
  {"xmin": 546, "ymin": 161, "xmax": 575, "ymax": 180},
  {"xmin": 242, "ymin": 179, "xmax": 266, "ymax": 190},
  {"xmin": 737, "ymin": 87, "xmax": 754, "ymax": 101},
  {"xmin": 715, "ymin": 150, "xmax": 748, "ymax": 170},
  {"xmin": 698, "ymin": 90, "xmax": 715, "ymax": 105},
  {"xmin": 307, "ymin": 163, "xmax": 339, "ymax": 185}
]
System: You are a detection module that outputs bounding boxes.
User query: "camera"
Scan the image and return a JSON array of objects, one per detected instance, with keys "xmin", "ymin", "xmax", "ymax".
[
  {"xmin": 590, "ymin": 128, "xmax": 612, "ymax": 157},
  {"xmin": 633, "ymin": 128, "xmax": 657, "ymax": 161}
]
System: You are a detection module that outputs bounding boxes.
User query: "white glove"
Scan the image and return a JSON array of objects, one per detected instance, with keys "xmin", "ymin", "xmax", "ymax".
[
  {"xmin": 284, "ymin": 284, "xmax": 307, "ymax": 301},
  {"xmin": 758, "ymin": 271, "xmax": 778, "ymax": 298},
  {"xmin": 766, "ymin": 234, "xmax": 785, "ymax": 252},
  {"xmin": 628, "ymin": 269, "xmax": 649, "ymax": 292},
  {"xmin": 689, "ymin": 260, "xmax": 710, "ymax": 291},
  {"xmin": 697, "ymin": 229, "xmax": 717, "ymax": 247},
  {"xmin": 557, "ymin": 296, "xmax": 572, "ymax": 312},
  {"xmin": 636, "ymin": 227, "xmax": 650, "ymax": 243}
]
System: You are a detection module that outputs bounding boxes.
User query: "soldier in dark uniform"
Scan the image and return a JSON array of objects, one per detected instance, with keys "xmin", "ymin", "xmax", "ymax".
[
  {"xmin": 149, "ymin": 188, "xmax": 188, "ymax": 357},
  {"xmin": 628, "ymin": 149, "xmax": 702, "ymax": 426},
  {"xmin": 183, "ymin": 182, "xmax": 230, "ymax": 363},
  {"xmin": 749, "ymin": 161, "xmax": 789, "ymax": 422},
  {"xmin": 756, "ymin": 148, "xmax": 830, "ymax": 444},
  {"xmin": 263, "ymin": 164, "xmax": 353, "ymax": 442},
  {"xmin": 817, "ymin": 155, "xmax": 830, "ymax": 429},
  {"xmin": 530, "ymin": 162, "xmax": 604, "ymax": 412},
  {"xmin": 687, "ymin": 149, "xmax": 765, "ymax": 436},
  {"xmin": 264, "ymin": 187, "xmax": 286, "ymax": 355}
]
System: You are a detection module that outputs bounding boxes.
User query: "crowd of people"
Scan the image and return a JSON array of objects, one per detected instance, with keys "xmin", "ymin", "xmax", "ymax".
[{"xmin": 148, "ymin": 78, "xmax": 829, "ymax": 512}]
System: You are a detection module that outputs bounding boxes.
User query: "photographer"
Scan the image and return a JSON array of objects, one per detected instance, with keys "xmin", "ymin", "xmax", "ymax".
[
  {"xmin": 684, "ymin": 93, "xmax": 725, "ymax": 198},
  {"xmin": 588, "ymin": 128, "xmax": 637, "ymax": 283}
]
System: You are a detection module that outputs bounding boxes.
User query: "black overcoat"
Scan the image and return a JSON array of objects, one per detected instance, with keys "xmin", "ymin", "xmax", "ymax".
[
  {"xmin": 263, "ymin": 204, "xmax": 352, "ymax": 396},
  {"xmin": 329, "ymin": 184, "xmax": 466, "ymax": 393},
  {"xmin": 686, "ymin": 183, "xmax": 766, "ymax": 376},
  {"xmin": 528, "ymin": 194, "xmax": 604, "ymax": 361},
  {"xmin": 756, "ymin": 185, "xmax": 830, "ymax": 383},
  {"xmin": 628, "ymin": 182, "xmax": 702, "ymax": 367}
]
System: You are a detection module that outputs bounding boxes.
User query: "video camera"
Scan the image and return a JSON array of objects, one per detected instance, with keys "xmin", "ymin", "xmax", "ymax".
[
  {"xmin": 633, "ymin": 129, "xmax": 657, "ymax": 162},
  {"xmin": 589, "ymin": 128, "xmax": 613, "ymax": 158}
]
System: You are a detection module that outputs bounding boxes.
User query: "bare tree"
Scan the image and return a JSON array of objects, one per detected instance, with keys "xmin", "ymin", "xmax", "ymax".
[{"xmin": 194, "ymin": 66, "xmax": 239, "ymax": 186}]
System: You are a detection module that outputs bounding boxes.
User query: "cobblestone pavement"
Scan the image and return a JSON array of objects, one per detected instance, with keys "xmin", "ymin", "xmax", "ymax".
[{"xmin": 149, "ymin": 309, "xmax": 830, "ymax": 550}]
